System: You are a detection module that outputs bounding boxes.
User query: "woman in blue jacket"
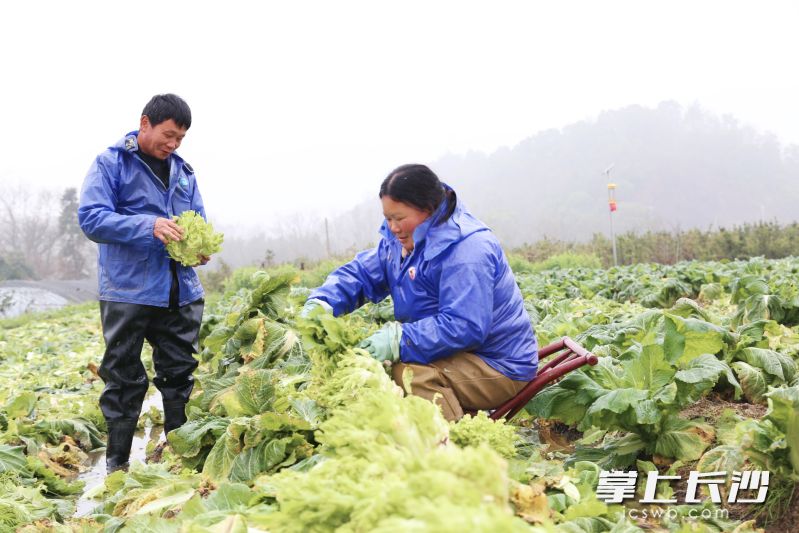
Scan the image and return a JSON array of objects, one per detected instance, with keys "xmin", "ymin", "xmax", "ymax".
[{"xmin": 305, "ymin": 164, "xmax": 538, "ymax": 421}]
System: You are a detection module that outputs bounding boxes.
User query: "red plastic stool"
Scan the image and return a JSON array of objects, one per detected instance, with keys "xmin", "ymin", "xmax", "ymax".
[{"xmin": 489, "ymin": 337, "xmax": 599, "ymax": 421}]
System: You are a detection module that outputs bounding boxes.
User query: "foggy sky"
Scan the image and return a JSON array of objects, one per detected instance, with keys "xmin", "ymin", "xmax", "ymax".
[{"xmin": 0, "ymin": 0, "xmax": 797, "ymax": 236}]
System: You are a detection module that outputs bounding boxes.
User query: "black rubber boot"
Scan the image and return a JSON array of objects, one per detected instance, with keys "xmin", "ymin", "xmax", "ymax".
[
  {"xmin": 163, "ymin": 400, "xmax": 188, "ymax": 435},
  {"xmin": 106, "ymin": 418, "xmax": 137, "ymax": 474}
]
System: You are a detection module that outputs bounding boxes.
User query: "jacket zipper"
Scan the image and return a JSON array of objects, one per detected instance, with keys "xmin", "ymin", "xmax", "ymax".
[
  {"xmin": 132, "ymin": 153, "xmax": 176, "ymax": 218},
  {"xmin": 398, "ymin": 245, "xmax": 418, "ymax": 280},
  {"xmin": 132, "ymin": 152, "xmax": 182, "ymax": 306}
]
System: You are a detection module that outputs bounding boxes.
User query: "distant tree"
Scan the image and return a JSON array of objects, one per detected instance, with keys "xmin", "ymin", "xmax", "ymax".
[
  {"xmin": 0, "ymin": 254, "xmax": 36, "ymax": 281},
  {"xmin": 262, "ymin": 249, "xmax": 275, "ymax": 268},
  {"xmin": 0, "ymin": 184, "xmax": 59, "ymax": 279},
  {"xmin": 55, "ymin": 187, "xmax": 90, "ymax": 278}
]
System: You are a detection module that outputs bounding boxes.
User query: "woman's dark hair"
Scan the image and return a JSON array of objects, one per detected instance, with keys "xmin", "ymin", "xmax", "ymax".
[
  {"xmin": 142, "ymin": 93, "xmax": 192, "ymax": 129},
  {"xmin": 379, "ymin": 164, "xmax": 456, "ymax": 223}
]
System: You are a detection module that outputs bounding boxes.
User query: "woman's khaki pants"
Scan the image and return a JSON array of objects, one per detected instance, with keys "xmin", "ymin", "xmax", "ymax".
[{"xmin": 391, "ymin": 352, "xmax": 528, "ymax": 421}]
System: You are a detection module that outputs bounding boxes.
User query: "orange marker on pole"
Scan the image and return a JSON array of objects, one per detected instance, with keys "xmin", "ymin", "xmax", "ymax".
[{"xmin": 604, "ymin": 167, "xmax": 618, "ymax": 266}]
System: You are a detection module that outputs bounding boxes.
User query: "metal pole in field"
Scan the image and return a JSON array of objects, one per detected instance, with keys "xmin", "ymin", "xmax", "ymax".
[
  {"xmin": 604, "ymin": 165, "xmax": 618, "ymax": 267},
  {"xmin": 325, "ymin": 218, "xmax": 331, "ymax": 258}
]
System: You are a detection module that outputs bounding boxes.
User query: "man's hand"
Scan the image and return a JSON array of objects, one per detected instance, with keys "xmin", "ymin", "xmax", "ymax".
[
  {"xmin": 154, "ymin": 217, "xmax": 184, "ymax": 245},
  {"xmin": 198, "ymin": 255, "xmax": 211, "ymax": 265}
]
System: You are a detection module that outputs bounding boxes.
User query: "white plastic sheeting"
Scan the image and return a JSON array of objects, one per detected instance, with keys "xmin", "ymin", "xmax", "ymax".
[{"xmin": 0, "ymin": 279, "xmax": 97, "ymax": 318}]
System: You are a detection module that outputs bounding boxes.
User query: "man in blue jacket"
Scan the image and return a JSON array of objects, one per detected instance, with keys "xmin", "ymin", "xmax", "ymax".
[{"xmin": 78, "ymin": 94, "xmax": 210, "ymax": 472}]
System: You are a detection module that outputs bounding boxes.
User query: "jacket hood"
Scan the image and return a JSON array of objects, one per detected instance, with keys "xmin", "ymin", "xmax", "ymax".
[{"xmin": 379, "ymin": 183, "xmax": 489, "ymax": 261}]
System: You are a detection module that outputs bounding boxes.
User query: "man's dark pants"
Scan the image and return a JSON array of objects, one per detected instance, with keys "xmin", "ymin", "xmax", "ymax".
[{"xmin": 98, "ymin": 299, "xmax": 203, "ymax": 469}]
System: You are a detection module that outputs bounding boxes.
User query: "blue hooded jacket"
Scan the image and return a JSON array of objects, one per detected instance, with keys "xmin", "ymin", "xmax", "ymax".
[
  {"xmin": 78, "ymin": 132, "xmax": 206, "ymax": 307},
  {"xmin": 310, "ymin": 188, "xmax": 538, "ymax": 381}
]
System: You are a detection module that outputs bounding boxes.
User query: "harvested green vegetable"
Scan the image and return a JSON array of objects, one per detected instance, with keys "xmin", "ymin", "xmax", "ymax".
[
  {"xmin": 450, "ymin": 411, "xmax": 520, "ymax": 459},
  {"xmin": 166, "ymin": 210, "xmax": 224, "ymax": 266}
]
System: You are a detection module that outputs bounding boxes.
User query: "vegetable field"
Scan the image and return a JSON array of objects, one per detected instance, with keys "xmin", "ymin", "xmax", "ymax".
[{"xmin": 1, "ymin": 258, "xmax": 798, "ymax": 532}]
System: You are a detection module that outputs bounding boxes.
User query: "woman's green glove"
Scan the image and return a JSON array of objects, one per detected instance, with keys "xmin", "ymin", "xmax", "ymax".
[
  {"xmin": 300, "ymin": 298, "xmax": 333, "ymax": 318},
  {"xmin": 359, "ymin": 321, "xmax": 402, "ymax": 363}
]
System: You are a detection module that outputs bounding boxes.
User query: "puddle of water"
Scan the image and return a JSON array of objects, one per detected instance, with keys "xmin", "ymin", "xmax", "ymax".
[{"xmin": 74, "ymin": 391, "xmax": 166, "ymax": 517}]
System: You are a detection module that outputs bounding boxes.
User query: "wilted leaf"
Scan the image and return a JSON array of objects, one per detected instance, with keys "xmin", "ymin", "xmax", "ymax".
[
  {"xmin": 0, "ymin": 445, "xmax": 27, "ymax": 474},
  {"xmin": 731, "ymin": 362, "xmax": 768, "ymax": 404},
  {"xmin": 654, "ymin": 416, "xmax": 714, "ymax": 461},
  {"xmin": 510, "ymin": 482, "xmax": 550, "ymax": 523},
  {"xmin": 697, "ymin": 445, "xmax": 745, "ymax": 475},
  {"xmin": 4, "ymin": 392, "xmax": 36, "ymax": 418}
]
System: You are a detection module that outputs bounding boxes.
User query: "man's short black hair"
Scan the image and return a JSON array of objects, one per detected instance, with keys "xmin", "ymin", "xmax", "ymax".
[{"xmin": 142, "ymin": 94, "xmax": 192, "ymax": 129}]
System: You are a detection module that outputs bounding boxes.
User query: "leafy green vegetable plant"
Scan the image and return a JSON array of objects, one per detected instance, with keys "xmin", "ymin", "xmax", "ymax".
[{"xmin": 166, "ymin": 210, "xmax": 224, "ymax": 266}]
